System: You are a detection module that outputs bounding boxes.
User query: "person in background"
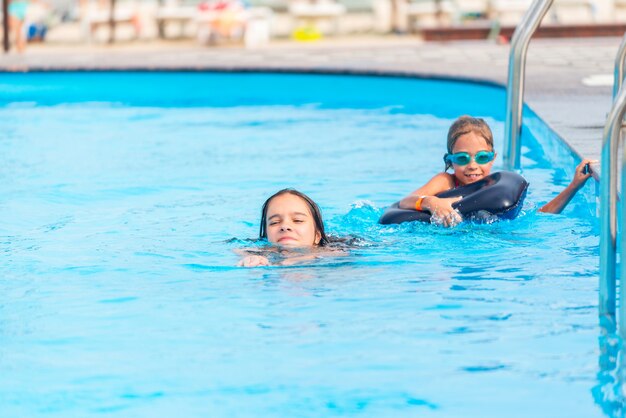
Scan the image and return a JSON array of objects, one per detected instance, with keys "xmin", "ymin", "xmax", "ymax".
[{"xmin": 8, "ymin": 0, "xmax": 29, "ymax": 52}]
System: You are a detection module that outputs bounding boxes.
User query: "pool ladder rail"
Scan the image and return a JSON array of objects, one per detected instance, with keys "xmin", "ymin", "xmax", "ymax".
[
  {"xmin": 600, "ymin": 32, "xmax": 626, "ymax": 336},
  {"xmin": 503, "ymin": 0, "xmax": 554, "ymax": 172},
  {"xmin": 504, "ymin": 1, "xmax": 624, "ymax": 335}
]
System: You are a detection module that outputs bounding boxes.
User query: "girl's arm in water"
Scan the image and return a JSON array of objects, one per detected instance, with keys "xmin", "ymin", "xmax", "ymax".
[
  {"xmin": 278, "ymin": 248, "xmax": 348, "ymax": 266},
  {"xmin": 238, "ymin": 254, "xmax": 270, "ymax": 267},
  {"xmin": 237, "ymin": 247, "xmax": 346, "ymax": 268},
  {"xmin": 235, "ymin": 248, "xmax": 271, "ymax": 267},
  {"xmin": 539, "ymin": 159, "xmax": 595, "ymax": 214}
]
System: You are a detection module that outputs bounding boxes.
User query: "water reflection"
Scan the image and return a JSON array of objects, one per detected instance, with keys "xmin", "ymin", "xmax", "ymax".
[{"xmin": 594, "ymin": 317, "xmax": 624, "ymax": 417}]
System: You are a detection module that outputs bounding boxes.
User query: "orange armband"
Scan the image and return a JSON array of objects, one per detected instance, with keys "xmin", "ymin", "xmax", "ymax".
[{"xmin": 415, "ymin": 196, "xmax": 426, "ymax": 211}]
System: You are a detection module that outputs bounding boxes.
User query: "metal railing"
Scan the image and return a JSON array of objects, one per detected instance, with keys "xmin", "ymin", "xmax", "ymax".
[
  {"xmin": 503, "ymin": 0, "xmax": 554, "ymax": 171},
  {"xmin": 613, "ymin": 33, "xmax": 626, "ymax": 98},
  {"xmin": 599, "ymin": 87, "xmax": 625, "ymax": 332},
  {"xmin": 503, "ymin": 2, "xmax": 626, "ymax": 334},
  {"xmin": 599, "ymin": 33, "xmax": 626, "ymax": 335}
]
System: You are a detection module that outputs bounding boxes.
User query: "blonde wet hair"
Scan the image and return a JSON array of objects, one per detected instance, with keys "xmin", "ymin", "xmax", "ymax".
[{"xmin": 445, "ymin": 116, "xmax": 494, "ymax": 171}]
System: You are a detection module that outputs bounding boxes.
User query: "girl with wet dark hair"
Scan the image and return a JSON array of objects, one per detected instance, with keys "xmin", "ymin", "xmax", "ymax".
[
  {"xmin": 258, "ymin": 189, "xmax": 329, "ymax": 247},
  {"xmin": 238, "ymin": 189, "xmax": 346, "ymax": 267}
]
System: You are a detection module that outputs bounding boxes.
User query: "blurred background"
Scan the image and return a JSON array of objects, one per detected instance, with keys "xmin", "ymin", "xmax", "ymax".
[{"xmin": 2, "ymin": 0, "xmax": 626, "ymax": 50}]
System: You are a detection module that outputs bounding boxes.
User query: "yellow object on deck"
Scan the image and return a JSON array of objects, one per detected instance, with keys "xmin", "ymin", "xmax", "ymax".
[{"xmin": 292, "ymin": 26, "xmax": 322, "ymax": 41}]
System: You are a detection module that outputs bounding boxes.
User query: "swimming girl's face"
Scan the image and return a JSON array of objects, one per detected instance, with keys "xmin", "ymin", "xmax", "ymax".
[
  {"xmin": 265, "ymin": 193, "xmax": 322, "ymax": 247},
  {"xmin": 451, "ymin": 131, "xmax": 496, "ymax": 185}
]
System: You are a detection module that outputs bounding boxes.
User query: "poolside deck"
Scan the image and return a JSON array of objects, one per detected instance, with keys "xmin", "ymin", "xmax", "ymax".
[{"xmin": 0, "ymin": 35, "xmax": 615, "ymax": 162}]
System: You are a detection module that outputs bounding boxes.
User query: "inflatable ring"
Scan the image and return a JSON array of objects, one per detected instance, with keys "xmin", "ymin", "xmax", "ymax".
[{"xmin": 379, "ymin": 171, "xmax": 529, "ymax": 225}]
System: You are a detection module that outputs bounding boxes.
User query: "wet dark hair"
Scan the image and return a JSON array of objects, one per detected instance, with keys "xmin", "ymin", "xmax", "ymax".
[
  {"xmin": 259, "ymin": 188, "xmax": 329, "ymax": 247},
  {"xmin": 444, "ymin": 115, "xmax": 494, "ymax": 170}
]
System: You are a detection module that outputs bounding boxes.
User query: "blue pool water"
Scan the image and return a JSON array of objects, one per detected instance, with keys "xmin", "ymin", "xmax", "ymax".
[{"xmin": 0, "ymin": 73, "xmax": 605, "ymax": 417}]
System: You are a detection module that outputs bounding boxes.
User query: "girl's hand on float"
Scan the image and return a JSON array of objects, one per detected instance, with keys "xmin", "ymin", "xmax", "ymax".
[
  {"xmin": 237, "ymin": 255, "xmax": 270, "ymax": 267},
  {"xmin": 424, "ymin": 196, "xmax": 463, "ymax": 227}
]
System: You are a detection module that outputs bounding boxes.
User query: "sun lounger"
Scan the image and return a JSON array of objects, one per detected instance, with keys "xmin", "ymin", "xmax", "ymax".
[
  {"xmin": 196, "ymin": 3, "xmax": 272, "ymax": 47},
  {"xmin": 79, "ymin": 0, "xmax": 140, "ymax": 42},
  {"xmin": 288, "ymin": 0, "xmax": 347, "ymax": 35},
  {"xmin": 551, "ymin": 0, "xmax": 595, "ymax": 24},
  {"xmin": 488, "ymin": 0, "xmax": 531, "ymax": 26},
  {"xmin": 155, "ymin": 1, "xmax": 196, "ymax": 39},
  {"xmin": 406, "ymin": 0, "xmax": 489, "ymax": 33},
  {"xmin": 406, "ymin": 0, "xmax": 455, "ymax": 31}
]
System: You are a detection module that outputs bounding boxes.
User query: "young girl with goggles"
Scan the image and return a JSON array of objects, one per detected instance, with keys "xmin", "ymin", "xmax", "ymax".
[
  {"xmin": 399, "ymin": 116, "xmax": 497, "ymax": 227},
  {"xmin": 398, "ymin": 115, "xmax": 595, "ymax": 227}
]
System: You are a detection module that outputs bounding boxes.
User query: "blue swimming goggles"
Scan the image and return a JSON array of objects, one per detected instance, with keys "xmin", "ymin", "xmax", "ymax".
[{"xmin": 444, "ymin": 150, "xmax": 495, "ymax": 166}]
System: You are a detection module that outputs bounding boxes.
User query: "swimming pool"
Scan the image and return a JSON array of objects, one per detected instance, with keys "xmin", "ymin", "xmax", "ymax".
[{"xmin": 0, "ymin": 72, "xmax": 602, "ymax": 417}]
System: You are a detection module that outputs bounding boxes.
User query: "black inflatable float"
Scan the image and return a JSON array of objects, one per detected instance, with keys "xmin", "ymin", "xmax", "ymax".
[{"xmin": 379, "ymin": 171, "xmax": 529, "ymax": 225}]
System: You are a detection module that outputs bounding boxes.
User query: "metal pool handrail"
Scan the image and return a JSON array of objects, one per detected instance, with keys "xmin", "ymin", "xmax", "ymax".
[
  {"xmin": 613, "ymin": 33, "xmax": 626, "ymax": 98},
  {"xmin": 600, "ymin": 83, "xmax": 626, "ymax": 329},
  {"xmin": 599, "ymin": 34, "xmax": 626, "ymax": 332},
  {"xmin": 503, "ymin": 0, "xmax": 554, "ymax": 171}
]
